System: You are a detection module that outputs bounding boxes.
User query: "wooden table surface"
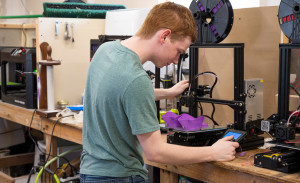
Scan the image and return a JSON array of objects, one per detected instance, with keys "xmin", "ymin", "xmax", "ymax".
[
  {"xmin": 0, "ymin": 101, "xmax": 83, "ymax": 145},
  {"xmin": 1, "ymin": 101, "xmax": 300, "ymax": 183},
  {"xmin": 145, "ymin": 148, "xmax": 300, "ymax": 183},
  {"xmin": 145, "ymin": 134, "xmax": 300, "ymax": 183}
]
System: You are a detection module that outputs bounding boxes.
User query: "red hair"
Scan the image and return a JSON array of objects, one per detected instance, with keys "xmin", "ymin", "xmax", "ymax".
[{"xmin": 136, "ymin": 2, "xmax": 197, "ymax": 42}]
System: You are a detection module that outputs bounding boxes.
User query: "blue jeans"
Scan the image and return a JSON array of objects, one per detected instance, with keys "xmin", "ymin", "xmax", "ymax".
[{"xmin": 80, "ymin": 174, "xmax": 149, "ymax": 183}]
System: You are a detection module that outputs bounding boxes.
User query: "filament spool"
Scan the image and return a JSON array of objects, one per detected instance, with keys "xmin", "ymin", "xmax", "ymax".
[{"xmin": 189, "ymin": 0, "xmax": 234, "ymax": 44}]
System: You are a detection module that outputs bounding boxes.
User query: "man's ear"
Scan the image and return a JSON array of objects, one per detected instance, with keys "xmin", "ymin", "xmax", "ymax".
[{"xmin": 160, "ymin": 29, "xmax": 171, "ymax": 44}]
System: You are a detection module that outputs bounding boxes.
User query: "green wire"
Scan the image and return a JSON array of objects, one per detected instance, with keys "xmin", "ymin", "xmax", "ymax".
[
  {"xmin": 53, "ymin": 174, "xmax": 60, "ymax": 183},
  {"xmin": 35, "ymin": 146, "xmax": 81, "ymax": 183},
  {"xmin": 0, "ymin": 15, "xmax": 43, "ymax": 19}
]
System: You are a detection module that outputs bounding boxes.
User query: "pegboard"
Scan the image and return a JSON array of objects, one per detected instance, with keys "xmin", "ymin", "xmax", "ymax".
[{"xmin": 37, "ymin": 17, "xmax": 105, "ymax": 107}]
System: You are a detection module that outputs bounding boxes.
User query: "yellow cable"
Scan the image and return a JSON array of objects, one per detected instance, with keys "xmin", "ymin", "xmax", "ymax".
[
  {"xmin": 35, "ymin": 147, "xmax": 81, "ymax": 183},
  {"xmin": 53, "ymin": 174, "xmax": 60, "ymax": 183}
]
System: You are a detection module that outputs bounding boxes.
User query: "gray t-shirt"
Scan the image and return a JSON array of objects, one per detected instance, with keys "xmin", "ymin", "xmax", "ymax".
[{"xmin": 80, "ymin": 40, "xmax": 160, "ymax": 179}]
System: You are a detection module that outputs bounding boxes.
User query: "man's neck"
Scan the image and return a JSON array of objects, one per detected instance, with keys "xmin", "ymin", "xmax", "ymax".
[{"xmin": 121, "ymin": 36, "xmax": 154, "ymax": 64}]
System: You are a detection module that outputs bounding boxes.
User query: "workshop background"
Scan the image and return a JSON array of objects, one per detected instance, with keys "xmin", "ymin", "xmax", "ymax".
[
  {"xmin": 1, "ymin": 0, "xmax": 300, "ymax": 182},
  {"xmin": 0, "ymin": 0, "xmax": 288, "ymax": 123}
]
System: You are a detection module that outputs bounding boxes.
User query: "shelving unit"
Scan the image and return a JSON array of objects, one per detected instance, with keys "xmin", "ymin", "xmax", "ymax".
[{"xmin": 0, "ymin": 23, "xmax": 36, "ymax": 29}]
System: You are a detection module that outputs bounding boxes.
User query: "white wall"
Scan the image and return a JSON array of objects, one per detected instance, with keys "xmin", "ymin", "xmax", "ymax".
[
  {"xmin": 0, "ymin": 0, "xmax": 281, "ymax": 24},
  {"xmin": 0, "ymin": 0, "xmax": 158, "ymax": 24},
  {"xmin": 0, "ymin": 0, "xmax": 158, "ymax": 47},
  {"xmin": 232, "ymin": 0, "xmax": 280, "ymax": 9},
  {"xmin": 259, "ymin": 0, "xmax": 281, "ymax": 7},
  {"xmin": 158, "ymin": 0, "xmax": 281, "ymax": 9},
  {"xmin": 37, "ymin": 18, "xmax": 106, "ymax": 106},
  {"xmin": 0, "ymin": 0, "xmax": 61, "ymax": 24}
]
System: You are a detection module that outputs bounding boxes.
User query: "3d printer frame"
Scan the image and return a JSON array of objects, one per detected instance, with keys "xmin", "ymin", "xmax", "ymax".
[
  {"xmin": 154, "ymin": 43, "xmax": 247, "ymax": 130},
  {"xmin": 186, "ymin": 43, "xmax": 246, "ymax": 131},
  {"xmin": 254, "ymin": 45, "xmax": 300, "ymax": 174},
  {"xmin": 278, "ymin": 44, "xmax": 298, "ymax": 124},
  {"xmin": 165, "ymin": 43, "xmax": 265, "ymax": 150},
  {"xmin": 253, "ymin": 0, "xmax": 300, "ymax": 172},
  {"xmin": 266, "ymin": 43, "xmax": 300, "ymax": 145}
]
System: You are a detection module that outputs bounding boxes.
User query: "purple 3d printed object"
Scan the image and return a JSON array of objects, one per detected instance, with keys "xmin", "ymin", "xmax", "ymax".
[
  {"xmin": 162, "ymin": 112, "xmax": 208, "ymax": 131},
  {"xmin": 162, "ymin": 111, "xmax": 181, "ymax": 129},
  {"xmin": 178, "ymin": 113, "xmax": 208, "ymax": 131}
]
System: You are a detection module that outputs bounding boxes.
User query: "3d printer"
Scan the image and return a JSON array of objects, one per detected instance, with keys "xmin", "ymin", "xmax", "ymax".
[
  {"xmin": 164, "ymin": 0, "xmax": 264, "ymax": 150},
  {"xmin": 254, "ymin": 0, "xmax": 300, "ymax": 173},
  {"xmin": 0, "ymin": 47, "xmax": 37, "ymax": 109}
]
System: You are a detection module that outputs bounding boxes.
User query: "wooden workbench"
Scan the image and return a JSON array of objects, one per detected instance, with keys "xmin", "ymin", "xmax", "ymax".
[
  {"xmin": 0, "ymin": 101, "xmax": 82, "ymax": 183},
  {"xmin": 0, "ymin": 101, "xmax": 82, "ymax": 145},
  {"xmin": 1, "ymin": 101, "xmax": 300, "ymax": 183},
  {"xmin": 145, "ymin": 148, "xmax": 300, "ymax": 183}
]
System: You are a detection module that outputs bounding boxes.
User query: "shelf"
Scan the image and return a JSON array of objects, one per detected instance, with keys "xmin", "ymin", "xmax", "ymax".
[{"xmin": 0, "ymin": 23, "xmax": 36, "ymax": 29}]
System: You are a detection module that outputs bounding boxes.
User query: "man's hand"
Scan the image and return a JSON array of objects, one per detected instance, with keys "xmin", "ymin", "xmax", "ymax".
[
  {"xmin": 210, "ymin": 136, "xmax": 240, "ymax": 161},
  {"xmin": 154, "ymin": 80, "xmax": 189, "ymax": 100},
  {"xmin": 167, "ymin": 80, "xmax": 189, "ymax": 99}
]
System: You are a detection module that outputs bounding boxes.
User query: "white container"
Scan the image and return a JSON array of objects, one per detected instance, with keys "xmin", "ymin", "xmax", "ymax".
[
  {"xmin": 105, "ymin": 8, "xmax": 151, "ymax": 36},
  {"xmin": 34, "ymin": 140, "xmax": 46, "ymax": 167}
]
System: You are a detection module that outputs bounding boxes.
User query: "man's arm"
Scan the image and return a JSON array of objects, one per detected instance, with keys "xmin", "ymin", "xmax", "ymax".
[
  {"xmin": 154, "ymin": 80, "xmax": 189, "ymax": 101},
  {"xmin": 137, "ymin": 130, "xmax": 239, "ymax": 165}
]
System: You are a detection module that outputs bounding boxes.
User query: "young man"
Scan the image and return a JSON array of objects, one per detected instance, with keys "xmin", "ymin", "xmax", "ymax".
[{"xmin": 80, "ymin": 2, "xmax": 239, "ymax": 182}]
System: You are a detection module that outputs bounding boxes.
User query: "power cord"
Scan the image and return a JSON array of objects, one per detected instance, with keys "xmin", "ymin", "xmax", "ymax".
[
  {"xmin": 28, "ymin": 109, "xmax": 44, "ymax": 153},
  {"xmin": 288, "ymin": 110, "xmax": 300, "ymax": 128},
  {"xmin": 198, "ymin": 102, "xmax": 219, "ymax": 126},
  {"xmin": 27, "ymin": 110, "xmax": 77, "ymax": 182},
  {"xmin": 41, "ymin": 114, "xmax": 75, "ymax": 181},
  {"xmin": 191, "ymin": 71, "xmax": 219, "ymax": 125},
  {"xmin": 35, "ymin": 146, "xmax": 81, "ymax": 183}
]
